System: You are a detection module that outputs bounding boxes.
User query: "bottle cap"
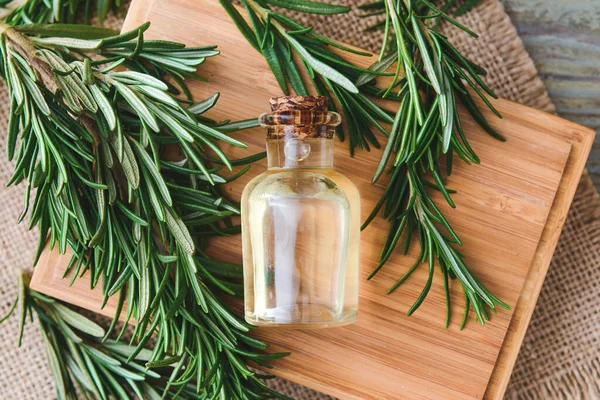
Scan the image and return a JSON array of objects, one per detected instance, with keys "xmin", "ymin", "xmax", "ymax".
[
  {"xmin": 260, "ymin": 96, "xmax": 340, "ymax": 139},
  {"xmin": 269, "ymin": 96, "xmax": 329, "ymax": 112}
]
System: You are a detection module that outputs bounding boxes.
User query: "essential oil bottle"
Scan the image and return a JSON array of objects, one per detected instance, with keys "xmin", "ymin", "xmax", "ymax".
[{"xmin": 241, "ymin": 95, "xmax": 360, "ymax": 328}]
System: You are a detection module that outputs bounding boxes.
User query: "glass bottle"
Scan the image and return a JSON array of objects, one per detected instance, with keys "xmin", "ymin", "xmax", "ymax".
[{"xmin": 241, "ymin": 96, "xmax": 360, "ymax": 328}]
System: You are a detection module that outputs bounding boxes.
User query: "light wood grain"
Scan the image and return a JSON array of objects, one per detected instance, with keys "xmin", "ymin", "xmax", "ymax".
[
  {"xmin": 30, "ymin": 1, "xmax": 595, "ymax": 399},
  {"xmin": 483, "ymin": 105, "xmax": 595, "ymax": 399}
]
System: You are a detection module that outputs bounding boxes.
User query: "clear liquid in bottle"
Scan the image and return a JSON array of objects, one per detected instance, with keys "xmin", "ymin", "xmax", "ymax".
[{"xmin": 242, "ymin": 96, "xmax": 360, "ymax": 328}]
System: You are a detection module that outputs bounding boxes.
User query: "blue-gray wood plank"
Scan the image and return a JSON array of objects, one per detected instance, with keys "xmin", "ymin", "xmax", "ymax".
[{"xmin": 500, "ymin": 0, "xmax": 600, "ymax": 189}]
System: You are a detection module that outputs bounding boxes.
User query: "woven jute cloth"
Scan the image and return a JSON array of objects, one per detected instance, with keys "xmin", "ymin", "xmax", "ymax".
[{"xmin": 1, "ymin": 1, "xmax": 598, "ymax": 399}]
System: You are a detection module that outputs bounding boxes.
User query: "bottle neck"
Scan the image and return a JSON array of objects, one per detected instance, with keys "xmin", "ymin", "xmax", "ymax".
[
  {"xmin": 260, "ymin": 107, "xmax": 340, "ymax": 170},
  {"xmin": 266, "ymin": 137, "xmax": 334, "ymax": 170}
]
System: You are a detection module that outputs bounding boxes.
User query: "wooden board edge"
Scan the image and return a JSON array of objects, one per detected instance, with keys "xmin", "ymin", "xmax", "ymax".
[
  {"xmin": 30, "ymin": 247, "xmax": 122, "ymax": 320},
  {"xmin": 484, "ymin": 126, "xmax": 596, "ymax": 399}
]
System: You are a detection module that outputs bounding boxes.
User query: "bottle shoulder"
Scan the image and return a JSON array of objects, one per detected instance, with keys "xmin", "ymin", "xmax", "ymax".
[
  {"xmin": 325, "ymin": 170, "xmax": 361, "ymax": 201},
  {"xmin": 243, "ymin": 168, "xmax": 360, "ymax": 204},
  {"xmin": 241, "ymin": 171, "xmax": 270, "ymax": 198}
]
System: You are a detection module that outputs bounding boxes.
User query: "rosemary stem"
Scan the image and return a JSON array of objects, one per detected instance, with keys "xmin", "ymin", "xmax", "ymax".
[
  {"xmin": 2, "ymin": 23, "xmax": 58, "ymax": 93},
  {"xmin": 2, "ymin": 25, "xmax": 103, "ymax": 143},
  {"xmin": 244, "ymin": 0, "xmax": 289, "ymax": 39}
]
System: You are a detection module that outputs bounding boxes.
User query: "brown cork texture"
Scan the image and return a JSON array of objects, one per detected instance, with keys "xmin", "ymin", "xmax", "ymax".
[
  {"xmin": 269, "ymin": 95, "xmax": 329, "ymax": 112},
  {"xmin": 265, "ymin": 96, "xmax": 335, "ymax": 140}
]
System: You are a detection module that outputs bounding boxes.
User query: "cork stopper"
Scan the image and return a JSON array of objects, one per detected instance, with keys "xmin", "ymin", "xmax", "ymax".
[
  {"xmin": 261, "ymin": 95, "xmax": 340, "ymax": 140},
  {"xmin": 269, "ymin": 96, "xmax": 329, "ymax": 112}
]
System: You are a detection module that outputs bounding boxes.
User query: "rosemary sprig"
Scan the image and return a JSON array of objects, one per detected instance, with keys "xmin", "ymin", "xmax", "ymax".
[
  {"xmin": 221, "ymin": 0, "xmax": 396, "ymax": 154},
  {"xmin": 360, "ymin": 0, "xmax": 510, "ymax": 326},
  {"xmin": 2, "ymin": 271, "xmax": 230, "ymax": 400},
  {"xmin": 3, "ymin": 0, "xmax": 124, "ymax": 25},
  {"xmin": 1, "ymin": 18, "xmax": 287, "ymax": 399},
  {"xmin": 223, "ymin": 0, "xmax": 510, "ymax": 326}
]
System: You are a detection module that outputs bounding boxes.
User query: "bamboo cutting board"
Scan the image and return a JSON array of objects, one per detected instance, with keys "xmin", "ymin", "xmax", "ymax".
[{"xmin": 30, "ymin": 1, "xmax": 595, "ymax": 399}]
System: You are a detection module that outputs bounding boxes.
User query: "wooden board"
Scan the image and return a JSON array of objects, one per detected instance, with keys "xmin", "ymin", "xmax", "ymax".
[{"xmin": 30, "ymin": 1, "xmax": 595, "ymax": 399}]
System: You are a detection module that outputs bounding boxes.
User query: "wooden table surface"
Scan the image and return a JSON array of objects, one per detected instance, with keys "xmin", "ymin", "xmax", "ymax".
[{"xmin": 500, "ymin": 0, "xmax": 600, "ymax": 190}]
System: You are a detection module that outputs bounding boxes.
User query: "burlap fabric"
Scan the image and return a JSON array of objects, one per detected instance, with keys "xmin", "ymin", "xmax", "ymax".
[{"xmin": 1, "ymin": 1, "xmax": 598, "ymax": 399}]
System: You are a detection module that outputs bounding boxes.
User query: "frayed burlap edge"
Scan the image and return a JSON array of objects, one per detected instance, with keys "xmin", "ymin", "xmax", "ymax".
[{"xmin": 527, "ymin": 356, "xmax": 600, "ymax": 400}]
